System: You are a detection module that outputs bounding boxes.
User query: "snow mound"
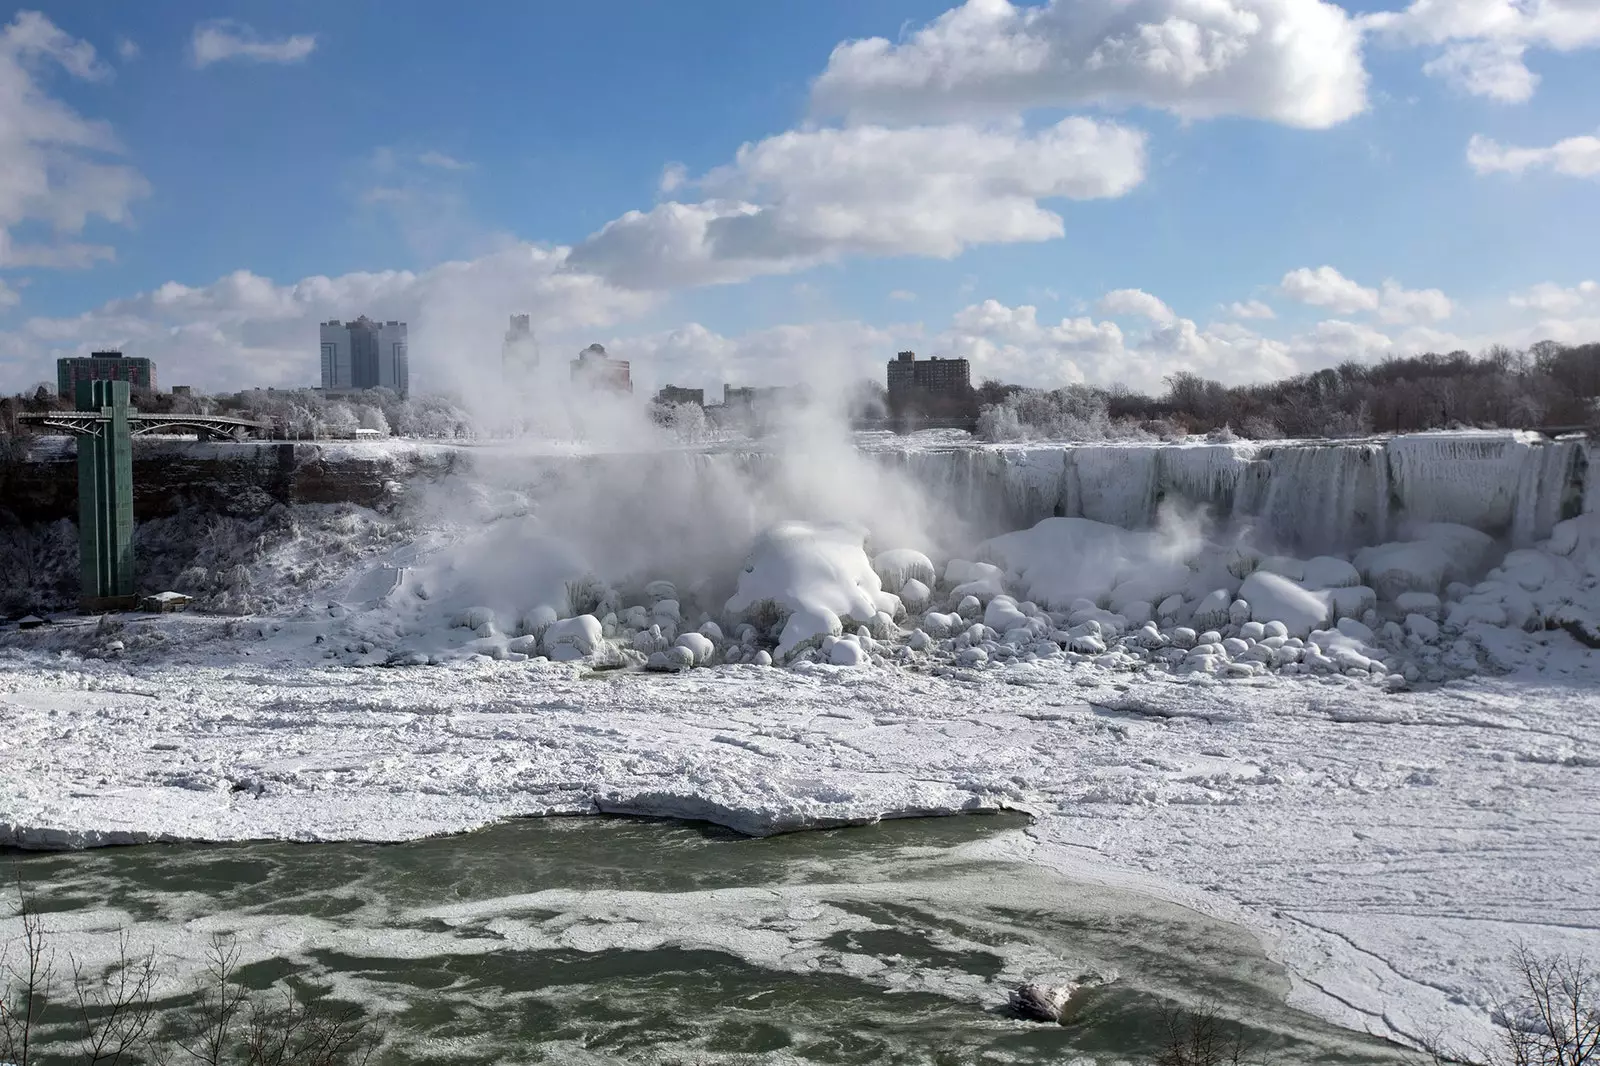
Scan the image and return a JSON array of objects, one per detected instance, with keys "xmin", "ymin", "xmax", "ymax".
[
  {"xmin": 974, "ymin": 517, "xmax": 1190, "ymax": 612},
  {"xmin": 1237, "ymin": 570, "xmax": 1330, "ymax": 638},
  {"xmin": 724, "ymin": 522, "xmax": 894, "ymax": 662}
]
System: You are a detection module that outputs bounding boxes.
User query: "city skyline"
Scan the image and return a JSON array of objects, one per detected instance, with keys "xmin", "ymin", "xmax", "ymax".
[{"xmin": 0, "ymin": 3, "xmax": 1597, "ymax": 400}]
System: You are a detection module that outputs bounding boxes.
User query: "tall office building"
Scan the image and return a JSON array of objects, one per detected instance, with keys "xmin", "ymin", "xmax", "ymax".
[
  {"xmin": 320, "ymin": 317, "xmax": 409, "ymax": 398},
  {"xmin": 502, "ymin": 314, "xmax": 539, "ymax": 382},
  {"xmin": 57, "ymin": 351, "xmax": 157, "ymax": 399}
]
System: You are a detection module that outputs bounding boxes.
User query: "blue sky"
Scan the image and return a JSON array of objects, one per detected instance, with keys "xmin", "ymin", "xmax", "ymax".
[{"xmin": 1, "ymin": 0, "xmax": 1598, "ymax": 396}]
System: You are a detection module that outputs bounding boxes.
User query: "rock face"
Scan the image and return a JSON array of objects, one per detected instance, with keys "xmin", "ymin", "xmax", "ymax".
[{"xmin": 0, "ymin": 439, "xmax": 458, "ymax": 523}]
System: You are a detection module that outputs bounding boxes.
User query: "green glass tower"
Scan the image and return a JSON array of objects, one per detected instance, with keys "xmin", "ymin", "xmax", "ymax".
[{"xmin": 74, "ymin": 379, "xmax": 137, "ymax": 610}]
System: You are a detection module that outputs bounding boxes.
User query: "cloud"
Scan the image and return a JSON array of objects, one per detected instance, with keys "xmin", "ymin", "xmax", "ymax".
[
  {"xmin": 1510, "ymin": 280, "xmax": 1600, "ymax": 315},
  {"xmin": 1097, "ymin": 287, "xmax": 1176, "ymax": 324},
  {"xmin": 191, "ymin": 20, "xmax": 317, "ymax": 68},
  {"xmin": 0, "ymin": 12, "xmax": 148, "ymax": 270},
  {"xmin": 1279, "ymin": 266, "xmax": 1379, "ymax": 313},
  {"xmin": 1376, "ymin": 279, "xmax": 1453, "ymax": 325},
  {"xmin": 942, "ymin": 297, "xmax": 1296, "ymax": 391},
  {"xmin": 1466, "ymin": 131, "xmax": 1600, "ymax": 178},
  {"xmin": 1363, "ymin": 0, "xmax": 1600, "ymax": 102},
  {"xmin": 658, "ymin": 162, "xmax": 689, "ymax": 195},
  {"xmin": 568, "ymin": 118, "xmax": 1146, "ymax": 290},
  {"xmin": 116, "ymin": 37, "xmax": 139, "ymax": 61},
  {"xmin": 1223, "ymin": 299, "xmax": 1275, "ymax": 320},
  {"xmin": 418, "ymin": 150, "xmax": 472, "ymax": 171},
  {"xmin": 0, "ymin": 278, "xmax": 19, "ymax": 310},
  {"xmin": 0, "ymin": 245, "xmax": 655, "ymax": 395},
  {"xmin": 888, "ymin": 289, "xmax": 917, "ymax": 302},
  {"xmin": 1421, "ymin": 40, "xmax": 1537, "ymax": 101},
  {"xmin": 810, "ymin": 0, "xmax": 1369, "ymax": 130},
  {"xmin": 1278, "ymin": 266, "xmax": 1451, "ymax": 323}
]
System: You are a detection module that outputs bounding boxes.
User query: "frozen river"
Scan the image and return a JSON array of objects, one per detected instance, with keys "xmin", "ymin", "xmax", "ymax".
[{"xmin": 6, "ymin": 814, "xmax": 1409, "ymax": 1064}]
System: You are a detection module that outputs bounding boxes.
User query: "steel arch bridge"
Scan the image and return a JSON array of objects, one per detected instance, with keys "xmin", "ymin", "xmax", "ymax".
[{"xmin": 18, "ymin": 410, "xmax": 272, "ymax": 440}]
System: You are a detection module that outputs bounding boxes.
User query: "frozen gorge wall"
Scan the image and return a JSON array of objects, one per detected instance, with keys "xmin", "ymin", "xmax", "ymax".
[{"xmin": 4, "ymin": 431, "xmax": 1589, "ymax": 558}]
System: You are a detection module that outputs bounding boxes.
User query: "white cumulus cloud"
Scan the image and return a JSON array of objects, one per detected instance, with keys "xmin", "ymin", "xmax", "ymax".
[
  {"xmin": 810, "ymin": 0, "xmax": 1369, "ymax": 129},
  {"xmin": 1097, "ymin": 287, "xmax": 1176, "ymax": 323},
  {"xmin": 1279, "ymin": 266, "xmax": 1380, "ymax": 313},
  {"xmin": 1223, "ymin": 299, "xmax": 1276, "ymax": 320},
  {"xmin": 1363, "ymin": 0, "xmax": 1600, "ymax": 103},
  {"xmin": 0, "ymin": 12, "xmax": 148, "ymax": 271},
  {"xmin": 1510, "ymin": 280, "xmax": 1600, "ymax": 315},
  {"xmin": 1466, "ymin": 131, "xmax": 1600, "ymax": 178},
  {"xmin": 567, "ymin": 118, "xmax": 1146, "ymax": 290},
  {"xmin": 1279, "ymin": 267, "xmax": 1452, "ymax": 324},
  {"xmin": 191, "ymin": 20, "xmax": 317, "ymax": 68}
]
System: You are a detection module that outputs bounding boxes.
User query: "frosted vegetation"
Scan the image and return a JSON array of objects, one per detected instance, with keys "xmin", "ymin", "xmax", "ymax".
[{"xmin": 973, "ymin": 340, "xmax": 1600, "ymax": 442}]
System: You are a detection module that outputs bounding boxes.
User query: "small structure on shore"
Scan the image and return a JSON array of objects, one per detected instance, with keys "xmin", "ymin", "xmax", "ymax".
[{"xmin": 140, "ymin": 591, "xmax": 191, "ymax": 613}]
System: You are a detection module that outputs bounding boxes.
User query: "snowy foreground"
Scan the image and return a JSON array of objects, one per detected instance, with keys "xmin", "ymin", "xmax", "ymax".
[{"xmin": 3, "ymin": 624, "xmax": 1597, "ymax": 1054}]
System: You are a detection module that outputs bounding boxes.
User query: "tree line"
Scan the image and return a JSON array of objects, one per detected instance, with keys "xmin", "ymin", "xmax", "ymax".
[{"xmin": 975, "ymin": 340, "xmax": 1600, "ymax": 441}]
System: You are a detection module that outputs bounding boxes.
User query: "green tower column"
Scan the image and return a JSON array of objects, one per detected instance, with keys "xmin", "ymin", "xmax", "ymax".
[{"xmin": 75, "ymin": 379, "xmax": 137, "ymax": 611}]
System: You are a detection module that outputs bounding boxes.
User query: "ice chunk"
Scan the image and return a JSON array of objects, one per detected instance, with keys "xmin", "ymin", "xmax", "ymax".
[
  {"xmin": 1238, "ymin": 570, "xmax": 1330, "ymax": 638},
  {"xmin": 985, "ymin": 596, "xmax": 1029, "ymax": 633}
]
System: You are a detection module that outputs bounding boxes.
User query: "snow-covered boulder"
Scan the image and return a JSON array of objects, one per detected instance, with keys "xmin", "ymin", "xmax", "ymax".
[
  {"xmin": 872, "ymin": 549, "xmax": 936, "ymax": 595},
  {"xmin": 1237, "ymin": 570, "xmax": 1330, "ymax": 638},
  {"xmin": 675, "ymin": 632, "xmax": 715, "ymax": 666},
  {"xmin": 899, "ymin": 578, "xmax": 932, "ymax": 612},
  {"xmin": 724, "ymin": 522, "xmax": 888, "ymax": 662},
  {"xmin": 1302, "ymin": 556, "xmax": 1362, "ymax": 590},
  {"xmin": 542, "ymin": 614, "xmax": 603, "ymax": 657}
]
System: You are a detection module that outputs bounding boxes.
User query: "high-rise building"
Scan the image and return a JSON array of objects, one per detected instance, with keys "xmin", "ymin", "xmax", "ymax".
[
  {"xmin": 886, "ymin": 350, "xmax": 970, "ymax": 399},
  {"xmin": 569, "ymin": 343, "xmax": 632, "ymax": 393},
  {"xmin": 320, "ymin": 317, "xmax": 408, "ymax": 398},
  {"xmin": 57, "ymin": 351, "xmax": 157, "ymax": 399},
  {"xmin": 502, "ymin": 315, "xmax": 539, "ymax": 383}
]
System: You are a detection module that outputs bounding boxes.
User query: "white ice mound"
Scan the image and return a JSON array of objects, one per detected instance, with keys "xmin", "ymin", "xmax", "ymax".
[
  {"xmin": 871, "ymin": 548, "xmax": 935, "ymax": 595},
  {"xmin": 1237, "ymin": 570, "xmax": 1330, "ymax": 638},
  {"xmin": 974, "ymin": 517, "xmax": 1189, "ymax": 612},
  {"xmin": 1354, "ymin": 523, "xmax": 1495, "ymax": 600},
  {"xmin": 724, "ymin": 522, "xmax": 893, "ymax": 662}
]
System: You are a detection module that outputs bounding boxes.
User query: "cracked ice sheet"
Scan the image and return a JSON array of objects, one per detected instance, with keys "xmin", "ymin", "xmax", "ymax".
[{"xmin": 2, "ymin": 650, "xmax": 1598, "ymax": 1054}]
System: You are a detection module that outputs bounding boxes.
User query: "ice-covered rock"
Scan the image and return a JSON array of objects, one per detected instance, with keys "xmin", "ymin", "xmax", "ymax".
[
  {"xmin": 1190, "ymin": 589, "xmax": 1233, "ymax": 630},
  {"xmin": 724, "ymin": 522, "xmax": 888, "ymax": 662},
  {"xmin": 1354, "ymin": 524, "xmax": 1495, "ymax": 600},
  {"xmin": 829, "ymin": 638, "xmax": 868, "ymax": 666},
  {"xmin": 452, "ymin": 606, "xmax": 496, "ymax": 631},
  {"xmin": 543, "ymin": 615, "xmax": 603, "ymax": 657},
  {"xmin": 899, "ymin": 578, "xmax": 932, "ymax": 612},
  {"xmin": 872, "ymin": 549, "xmax": 936, "ymax": 595},
  {"xmin": 922, "ymin": 611, "xmax": 962, "ymax": 637},
  {"xmin": 1395, "ymin": 591, "xmax": 1442, "ymax": 620},
  {"xmin": 1405, "ymin": 613, "xmax": 1440, "ymax": 644},
  {"xmin": 1238, "ymin": 570, "xmax": 1330, "ymax": 638},
  {"xmin": 985, "ymin": 596, "xmax": 1029, "ymax": 633},
  {"xmin": 675, "ymin": 632, "xmax": 715, "ymax": 665},
  {"xmin": 1302, "ymin": 556, "xmax": 1362, "ymax": 590}
]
